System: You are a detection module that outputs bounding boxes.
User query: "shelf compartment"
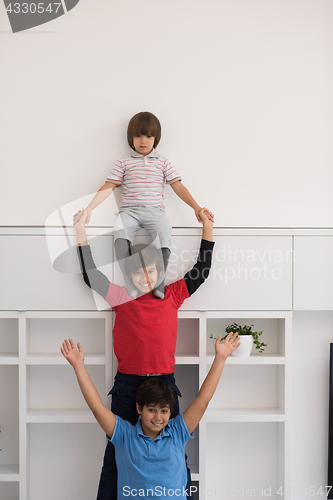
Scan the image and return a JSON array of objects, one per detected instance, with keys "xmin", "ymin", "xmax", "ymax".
[
  {"xmin": 0, "ymin": 465, "xmax": 19, "ymax": 481},
  {"xmin": 207, "ymin": 364, "xmax": 284, "ymax": 411},
  {"xmin": 207, "ymin": 317, "xmax": 287, "ymax": 357},
  {"xmin": 206, "ymin": 422, "xmax": 282, "ymax": 495},
  {"xmin": 0, "ymin": 366, "xmax": 19, "ymax": 473},
  {"xmin": 0, "ymin": 319, "xmax": 18, "ymax": 358},
  {"xmin": 175, "ymin": 318, "xmax": 199, "ymax": 357},
  {"xmin": 26, "ymin": 318, "xmax": 106, "ymax": 357},
  {"xmin": 0, "ymin": 482, "xmax": 19, "ymax": 500},
  {"xmin": 27, "ymin": 365, "xmax": 106, "ymax": 412},
  {"xmin": 28, "ymin": 423, "xmax": 106, "ymax": 500}
]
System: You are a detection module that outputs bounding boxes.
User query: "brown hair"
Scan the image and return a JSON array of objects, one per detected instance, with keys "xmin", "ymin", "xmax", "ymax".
[
  {"xmin": 127, "ymin": 112, "xmax": 161, "ymax": 150},
  {"xmin": 136, "ymin": 378, "xmax": 176, "ymax": 412}
]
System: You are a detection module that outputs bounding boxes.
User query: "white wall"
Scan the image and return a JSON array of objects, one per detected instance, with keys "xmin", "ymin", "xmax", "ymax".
[{"xmin": 1, "ymin": 0, "xmax": 333, "ymax": 227}]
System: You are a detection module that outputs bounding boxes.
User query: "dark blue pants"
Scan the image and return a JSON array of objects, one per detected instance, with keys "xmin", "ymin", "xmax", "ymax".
[{"xmin": 96, "ymin": 371, "xmax": 194, "ymax": 500}]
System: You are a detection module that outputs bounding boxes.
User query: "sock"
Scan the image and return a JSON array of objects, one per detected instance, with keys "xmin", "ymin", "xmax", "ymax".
[{"xmin": 153, "ymin": 248, "xmax": 171, "ymax": 299}]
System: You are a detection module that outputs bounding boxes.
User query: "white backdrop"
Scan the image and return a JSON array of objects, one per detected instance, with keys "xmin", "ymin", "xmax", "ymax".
[{"xmin": 1, "ymin": 0, "xmax": 333, "ymax": 228}]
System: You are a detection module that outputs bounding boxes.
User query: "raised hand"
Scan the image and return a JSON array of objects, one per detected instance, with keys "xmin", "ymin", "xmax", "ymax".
[
  {"xmin": 215, "ymin": 332, "xmax": 240, "ymax": 360},
  {"xmin": 60, "ymin": 338, "xmax": 84, "ymax": 368},
  {"xmin": 73, "ymin": 208, "xmax": 90, "ymax": 227},
  {"xmin": 197, "ymin": 207, "xmax": 214, "ymax": 224},
  {"xmin": 73, "ymin": 208, "xmax": 91, "ymax": 226}
]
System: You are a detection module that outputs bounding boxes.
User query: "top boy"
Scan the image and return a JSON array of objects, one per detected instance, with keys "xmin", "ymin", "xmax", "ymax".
[{"xmin": 73, "ymin": 111, "xmax": 214, "ymax": 298}]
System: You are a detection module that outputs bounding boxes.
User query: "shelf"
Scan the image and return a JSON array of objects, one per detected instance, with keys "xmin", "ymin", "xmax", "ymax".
[
  {"xmin": 175, "ymin": 355, "xmax": 199, "ymax": 364},
  {"xmin": 189, "ymin": 464, "xmax": 199, "ymax": 482},
  {"xmin": 0, "ymin": 309, "xmax": 291, "ymax": 500},
  {"xmin": 0, "ymin": 354, "xmax": 19, "ymax": 365},
  {"xmin": 205, "ymin": 311, "xmax": 292, "ymax": 319},
  {"xmin": 26, "ymin": 354, "xmax": 105, "ymax": 365},
  {"xmin": 206, "ymin": 408, "xmax": 285, "ymax": 422},
  {"xmin": 206, "ymin": 354, "xmax": 285, "ymax": 365},
  {"xmin": 27, "ymin": 409, "xmax": 96, "ymax": 424},
  {"xmin": 0, "ymin": 465, "xmax": 19, "ymax": 482}
]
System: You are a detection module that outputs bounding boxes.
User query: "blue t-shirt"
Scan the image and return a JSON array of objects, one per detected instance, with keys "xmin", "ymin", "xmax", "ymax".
[{"xmin": 110, "ymin": 413, "xmax": 193, "ymax": 499}]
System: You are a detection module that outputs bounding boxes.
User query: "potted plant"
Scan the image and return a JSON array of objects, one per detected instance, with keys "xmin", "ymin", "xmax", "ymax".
[{"xmin": 210, "ymin": 322, "xmax": 267, "ymax": 357}]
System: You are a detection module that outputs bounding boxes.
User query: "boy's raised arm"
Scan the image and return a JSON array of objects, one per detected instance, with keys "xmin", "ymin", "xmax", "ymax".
[
  {"xmin": 61, "ymin": 339, "xmax": 116, "ymax": 438},
  {"xmin": 74, "ymin": 208, "xmax": 111, "ymax": 299},
  {"xmin": 183, "ymin": 207, "xmax": 214, "ymax": 297},
  {"xmin": 183, "ymin": 332, "xmax": 240, "ymax": 434}
]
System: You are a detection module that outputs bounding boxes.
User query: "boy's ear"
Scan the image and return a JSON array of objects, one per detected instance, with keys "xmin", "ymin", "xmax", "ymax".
[{"xmin": 136, "ymin": 402, "xmax": 142, "ymax": 415}]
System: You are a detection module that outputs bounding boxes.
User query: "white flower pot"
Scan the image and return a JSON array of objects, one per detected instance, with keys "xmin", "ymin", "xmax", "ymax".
[{"xmin": 231, "ymin": 334, "xmax": 253, "ymax": 357}]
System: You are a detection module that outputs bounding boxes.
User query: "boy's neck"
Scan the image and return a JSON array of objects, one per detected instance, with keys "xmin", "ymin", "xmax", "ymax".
[{"xmin": 132, "ymin": 147, "xmax": 155, "ymax": 157}]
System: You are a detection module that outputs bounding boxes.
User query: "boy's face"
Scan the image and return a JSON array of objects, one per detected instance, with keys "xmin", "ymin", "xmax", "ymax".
[
  {"xmin": 133, "ymin": 134, "xmax": 155, "ymax": 156},
  {"xmin": 136, "ymin": 402, "xmax": 171, "ymax": 440},
  {"xmin": 131, "ymin": 262, "xmax": 160, "ymax": 294}
]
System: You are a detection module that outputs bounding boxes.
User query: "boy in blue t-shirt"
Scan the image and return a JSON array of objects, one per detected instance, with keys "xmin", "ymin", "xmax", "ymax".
[{"xmin": 60, "ymin": 332, "xmax": 240, "ymax": 499}]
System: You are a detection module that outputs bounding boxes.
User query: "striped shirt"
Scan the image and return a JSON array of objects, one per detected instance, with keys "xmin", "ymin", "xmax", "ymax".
[{"xmin": 106, "ymin": 149, "xmax": 181, "ymax": 205}]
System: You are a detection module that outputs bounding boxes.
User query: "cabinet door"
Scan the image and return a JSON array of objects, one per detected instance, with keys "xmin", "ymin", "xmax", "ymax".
[
  {"xmin": 294, "ymin": 236, "xmax": 333, "ymax": 310},
  {"xmin": 0, "ymin": 235, "xmax": 113, "ymax": 310},
  {"xmin": 168, "ymin": 235, "xmax": 292, "ymax": 310}
]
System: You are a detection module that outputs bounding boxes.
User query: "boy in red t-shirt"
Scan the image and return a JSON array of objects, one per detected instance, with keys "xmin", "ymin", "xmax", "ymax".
[{"xmin": 75, "ymin": 207, "xmax": 214, "ymax": 500}]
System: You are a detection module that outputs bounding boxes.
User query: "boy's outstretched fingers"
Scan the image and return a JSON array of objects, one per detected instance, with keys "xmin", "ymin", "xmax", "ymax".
[
  {"xmin": 73, "ymin": 210, "xmax": 82, "ymax": 225},
  {"xmin": 61, "ymin": 338, "xmax": 73, "ymax": 356},
  {"xmin": 215, "ymin": 332, "xmax": 240, "ymax": 359},
  {"xmin": 74, "ymin": 209, "xmax": 89, "ymax": 228},
  {"xmin": 227, "ymin": 331, "xmax": 240, "ymax": 347},
  {"xmin": 73, "ymin": 208, "xmax": 86, "ymax": 226},
  {"xmin": 60, "ymin": 338, "xmax": 84, "ymax": 367}
]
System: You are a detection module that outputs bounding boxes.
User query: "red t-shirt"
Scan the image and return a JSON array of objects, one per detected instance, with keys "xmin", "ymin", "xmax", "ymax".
[{"xmin": 105, "ymin": 279, "xmax": 189, "ymax": 375}]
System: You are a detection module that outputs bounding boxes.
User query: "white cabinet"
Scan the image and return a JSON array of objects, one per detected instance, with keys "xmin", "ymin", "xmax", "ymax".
[
  {"xmin": 0, "ymin": 310, "xmax": 292, "ymax": 500},
  {"xmin": 200, "ymin": 311, "xmax": 292, "ymax": 499},
  {"xmin": 0, "ymin": 228, "xmax": 293, "ymax": 311},
  {"xmin": 0, "ymin": 232, "xmax": 113, "ymax": 310},
  {"xmin": 294, "ymin": 235, "xmax": 333, "ymax": 310},
  {"xmin": 0, "ymin": 227, "xmax": 294, "ymax": 499},
  {"xmin": 0, "ymin": 311, "xmax": 113, "ymax": 500},
  {"xmin": 171, "ymin": 234, "xmax": 293, "ymax": 311},
  {"xmin": 0, "ymin": 314, "xmax": 19, "ymax": 500}
]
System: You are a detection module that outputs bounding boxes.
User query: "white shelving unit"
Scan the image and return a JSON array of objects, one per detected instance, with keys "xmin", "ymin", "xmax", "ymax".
[
  {"xmin": 0, "ymin": 309, "xmax": 292, "ymax": 500},
  {"xmin": 0, "ymin": 313, "xmax": 20, "ymax": 500},
  {"xmin": 0, "ymin": 311, "xmax": 113, "ymax": 500},
  {"xmin": 201, "ymin": 311, "xmax": 292, "ymax": 500}
]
